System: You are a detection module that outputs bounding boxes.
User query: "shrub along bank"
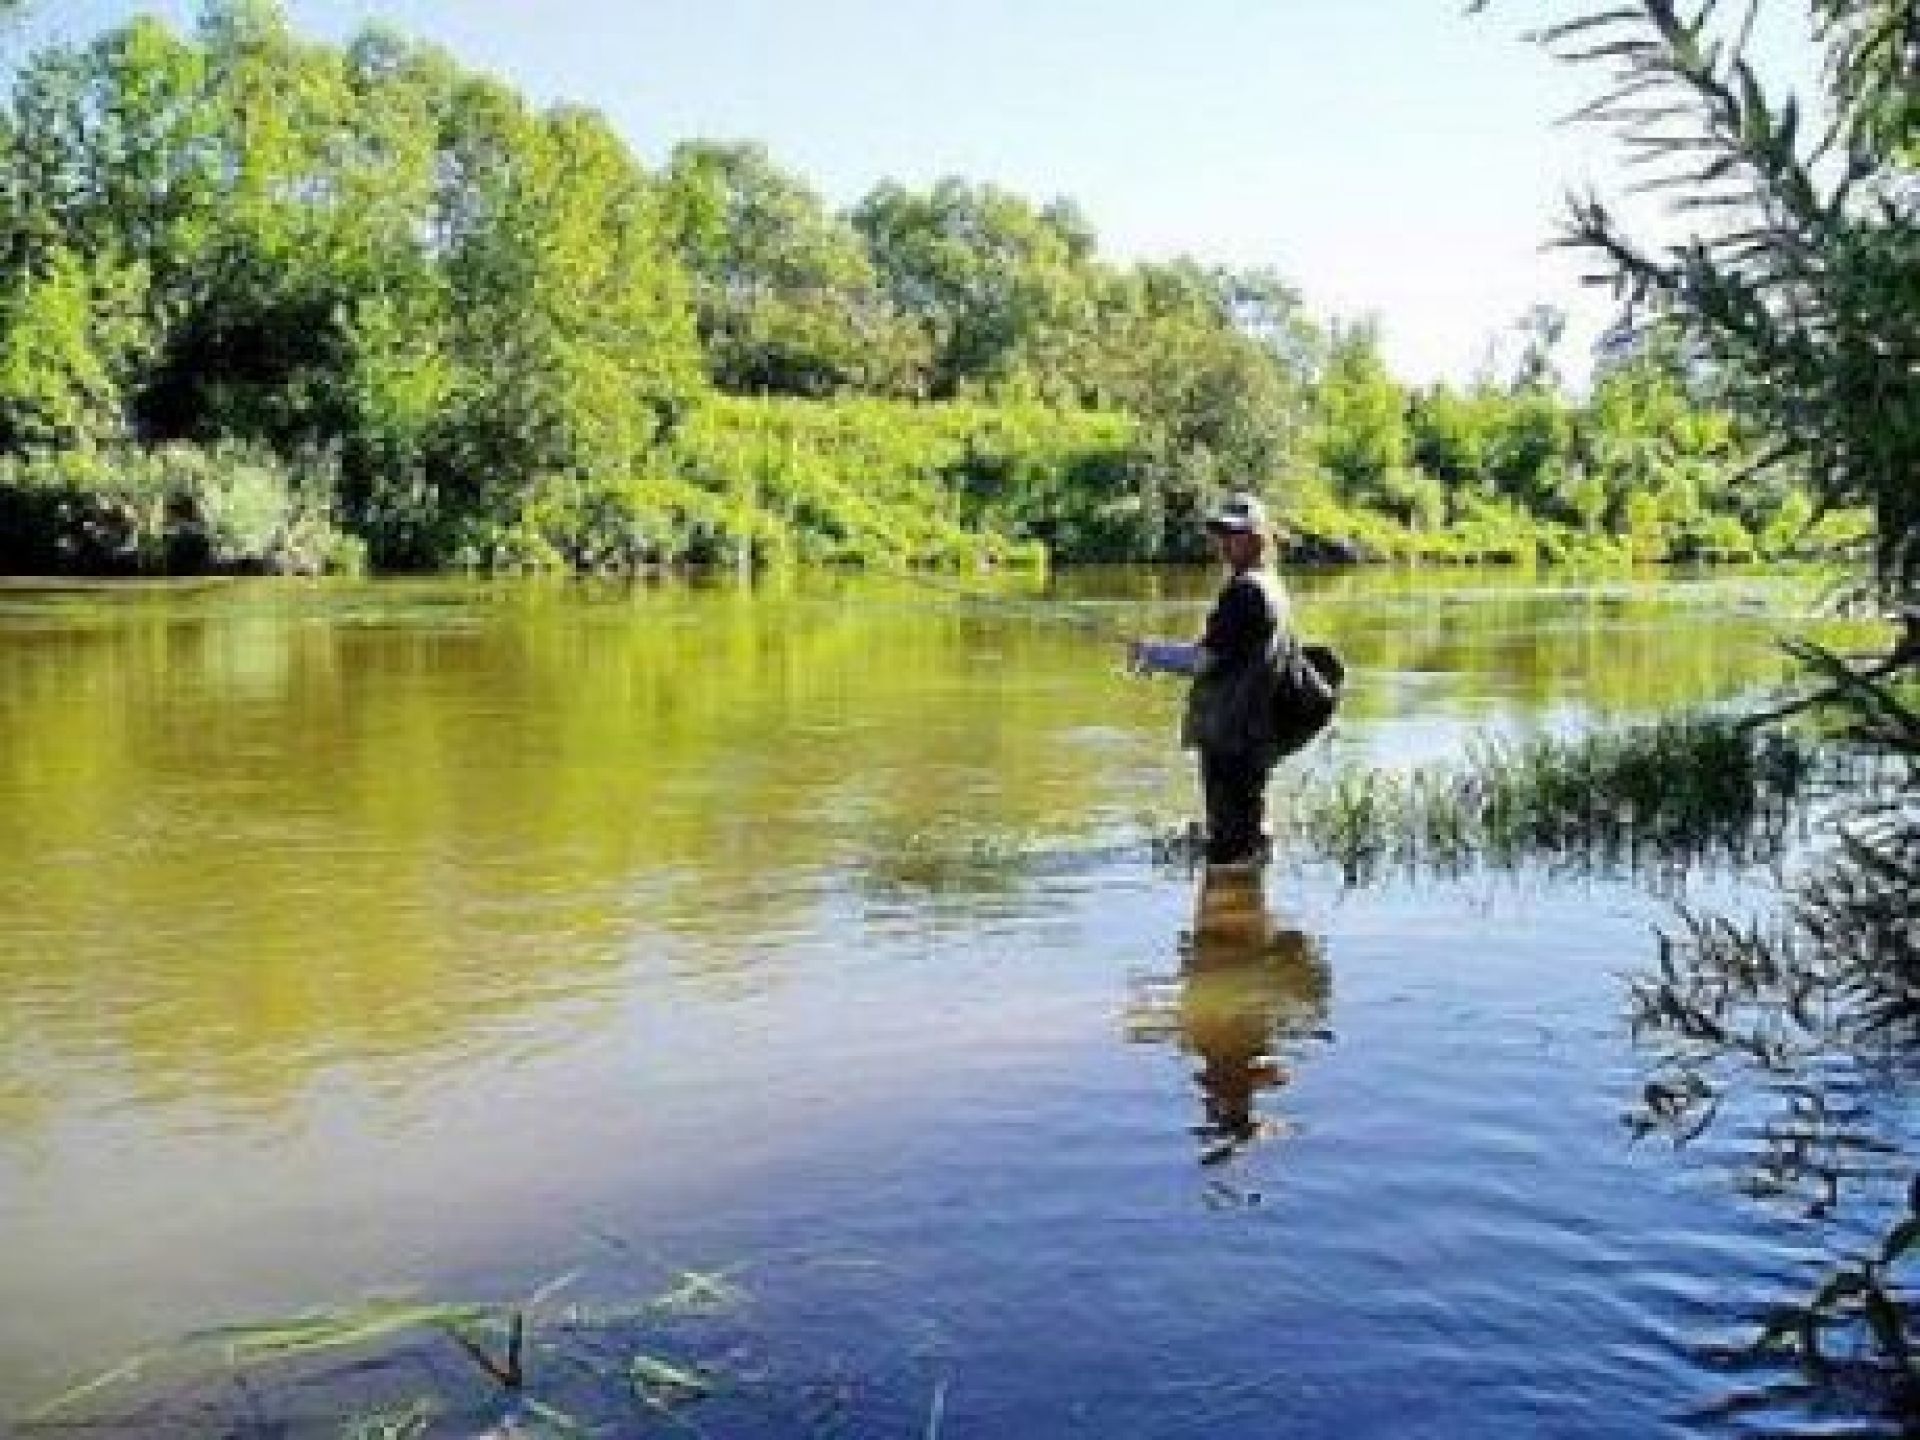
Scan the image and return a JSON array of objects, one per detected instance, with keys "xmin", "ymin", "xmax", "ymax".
[{"xmin": 0, "ymin": 2, "xmax": 1835, "ymax": 576}]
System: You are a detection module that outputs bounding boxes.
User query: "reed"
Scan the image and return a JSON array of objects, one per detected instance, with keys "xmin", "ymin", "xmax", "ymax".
[
  {"xmin": 1279, "ymin": 716, "xmax": 1820, "ymax": 886},
  {"xmin": 871, "ymin": 716, "xmax": 1834, "ymax": 901}
]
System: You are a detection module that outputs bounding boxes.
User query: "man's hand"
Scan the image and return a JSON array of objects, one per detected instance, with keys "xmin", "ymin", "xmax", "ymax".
[{"xmin": 1128, "ymin": 640, "xmax": 1203, "ymax": 676}]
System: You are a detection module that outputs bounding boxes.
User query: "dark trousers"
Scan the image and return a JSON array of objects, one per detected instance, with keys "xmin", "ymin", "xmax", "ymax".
[{"xmin": 1200, "ymin": 747, "xmax": 1275, "ymax": 865}]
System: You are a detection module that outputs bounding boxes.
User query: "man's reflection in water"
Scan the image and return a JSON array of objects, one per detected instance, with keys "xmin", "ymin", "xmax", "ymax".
[{"xmin": 1127, "ymin": 866, "xmax": 1331, "ymax": 1169}]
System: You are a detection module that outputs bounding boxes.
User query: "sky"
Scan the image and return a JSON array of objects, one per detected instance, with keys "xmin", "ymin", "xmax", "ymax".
[{"xmin": 9, "ymin": 0, "xmax": 1824, "ymax": 388}]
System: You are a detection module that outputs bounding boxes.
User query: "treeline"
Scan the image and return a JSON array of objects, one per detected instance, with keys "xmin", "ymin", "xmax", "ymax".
[{"xmin": 0, "ymin": 1, "xmax": 1832, "ymax": 574}]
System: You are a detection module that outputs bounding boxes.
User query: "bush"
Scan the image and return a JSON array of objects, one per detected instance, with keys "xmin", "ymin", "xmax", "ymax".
[
  {"xmin": 1670, "ymin": 513, "xmax": 1757, "ymax": 564},
  {"xmin": 663, "ymin": 396, "xmax": 1137, "ymax": 568},
  {"xmin": 0, "ymin": 444, "xmax": 362, "ymax": 576}
]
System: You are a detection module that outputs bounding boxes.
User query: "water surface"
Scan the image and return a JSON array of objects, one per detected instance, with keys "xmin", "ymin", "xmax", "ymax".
[{"xmin": 0, "ymin": 567, "xmax": 1900, "ymax": 1435}]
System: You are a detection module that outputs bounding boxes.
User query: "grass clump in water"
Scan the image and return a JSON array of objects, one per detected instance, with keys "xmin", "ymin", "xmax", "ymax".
[
  {"xmin": 1280, "ymin": 716, "xmax": 1818, "ymax": 885},
  {"xmin": 862, "ymin": 717, "xmax": 1828, "ymax": 900}
]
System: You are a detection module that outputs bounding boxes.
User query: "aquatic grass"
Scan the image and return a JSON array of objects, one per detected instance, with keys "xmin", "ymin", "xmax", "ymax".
[
  {"xmin": 24, "ymin": 1355, "xmax": 155, "ymax": 1423},
  {"xmin": 1277, "ymin": 716, "xmax": 1823, "ymax": 886},
  {"xmin": 340, "ymin": 1397, "xmax": 438, "ymax": 1439},
  {"xmin": 21, "ymin": 1267, "xmax": 746, "ymax": 1436},
  {"xmin": 26, "ymin": 1301, "xmax": 537, "ymax": 1431},
  {"xmin": 646, "ymin": 1267, "xmax": 747, "ymax": 1316},
  {"xmin": 866, "ymin": 717, "xmax": 1839, "ymax": 902},
  {"xmin": 629, "ymin": 1352, "xmax": 714, "ymax": 1403},
  {"xmin": 196, "ymin": 1301, "xmax": 504, "ymax": 1369}
]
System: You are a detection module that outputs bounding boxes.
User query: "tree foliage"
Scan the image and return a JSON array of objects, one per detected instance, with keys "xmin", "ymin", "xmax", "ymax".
[
  {"xmin": 663, "ymin": 141, "xmax": 924, "ymax": 399},
  {"xmin": 1527, "ymin": 0, "xmax": 1919, "ymax": 614},
  {"xmin": 1486, "ymin": 0, "xmax": 1920, "ymax": 1398},
  {"xmin": 0, "ymin": 0, "xmax": 1827, "ymax": 573}
]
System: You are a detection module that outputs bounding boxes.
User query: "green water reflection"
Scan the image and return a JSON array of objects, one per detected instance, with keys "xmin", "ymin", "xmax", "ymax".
[
  {"xmin": 0, "ymin": 568, "xmax": 1845, "ymax": 1123},
  {"xmin": 0, "ymin": 577, "xmax": 1145, "ymax": 1122}
]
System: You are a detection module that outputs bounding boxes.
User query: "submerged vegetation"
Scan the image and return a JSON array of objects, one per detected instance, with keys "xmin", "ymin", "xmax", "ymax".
[
  {"xmin": 0, "ymin": 0, "xmax": 1838, "ymax": 575},
  {"xmin": 25, "ymin": 1266, "xmax": 746, "ymax": 1438}
]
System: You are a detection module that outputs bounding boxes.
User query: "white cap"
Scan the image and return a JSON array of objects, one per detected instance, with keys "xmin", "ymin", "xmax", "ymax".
[{"xmin": 1203, "ymin": 493, "xmax": 1268, "ymax": 534}]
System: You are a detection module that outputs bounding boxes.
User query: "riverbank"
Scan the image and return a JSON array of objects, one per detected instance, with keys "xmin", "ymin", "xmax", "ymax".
[{"xmin": 0, "ymin": 412, "xmax": 1865, "ymax": 581}]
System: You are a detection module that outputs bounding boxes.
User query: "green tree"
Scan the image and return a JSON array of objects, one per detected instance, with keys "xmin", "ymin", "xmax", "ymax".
[
  {"xmin": 1484, "ymin": 388, "xmax": 1575, "ymax": 516},
  {"xmin": 1410, "ymin": 385, "xmax": 1495, "ymax": 497},
  {"xmin": 1539, "ymin": 0, "xmax": 1919, "ymax": 624},
  {"xmin": 0, "ymin": 247, "xmax": 150, "ymax": 448},
  {"xmin": 421, "ymin": 85, "xmax": 702, "ymax": 548},
  {"xmin": 1, "ymin": 1, "xmax": 704, "ymax": 569},
  {"xmin": 851, "ymin": 178, "xmax": 1094, "ymax": 398},
  {"xmin": 1060, "ymin": 260, "xmax": 1314, "ymax": 554},
  {"xmin": 663, "ymin": 141, "xmax": 924, "ymax": 398},
  {"xmin": 1566, "ymin": 465, "xmax": 1609, "ymax": 533},
  {"xmin": 1312, "ymin": 321, "xmax": 1411, "ymax": 507}
]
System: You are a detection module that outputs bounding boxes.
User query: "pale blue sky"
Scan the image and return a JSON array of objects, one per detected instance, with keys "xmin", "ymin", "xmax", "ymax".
[{"xmin": 11, "ymin": 0, "xmax": 1821, "ymax": 386}]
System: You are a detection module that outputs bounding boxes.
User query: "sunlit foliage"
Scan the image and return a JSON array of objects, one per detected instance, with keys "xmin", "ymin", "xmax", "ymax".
[
  {"xmin": 0, "ymin": 0, "xmax": 1827, "ymax": 573},
  {"xmin": 1521, "ymin": 0, "xmax": 1919, "ymax": 614}
]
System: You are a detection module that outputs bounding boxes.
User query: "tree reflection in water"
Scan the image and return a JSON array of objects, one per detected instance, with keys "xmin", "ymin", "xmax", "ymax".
[{"xmin": 1126, "ymin": 866, "xmax": 1331, "ymax": 1172}]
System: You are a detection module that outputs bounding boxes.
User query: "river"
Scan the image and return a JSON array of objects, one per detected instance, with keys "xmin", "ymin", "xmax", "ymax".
[{"xmin": 0, "ymin": 566, "xmax": 1902, "ymax": 1436}]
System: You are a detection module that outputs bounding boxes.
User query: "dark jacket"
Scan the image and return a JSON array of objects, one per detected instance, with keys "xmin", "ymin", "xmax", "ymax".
[{"xmin": 1182, "ymin": 568, "xmax": 1290, "ymax": 755}]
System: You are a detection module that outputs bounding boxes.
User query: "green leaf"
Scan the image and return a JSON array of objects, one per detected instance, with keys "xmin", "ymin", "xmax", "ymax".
[
  {"xmin": 1881, "ymin": 1216, "xmax": 1920, "ymax": 1266},
  {"xmin": 1864, "ymin": 1284, "xmax": 1910, "ymax": 1363},
  {"xmin": 199, "ymin": 1302, "xmax": 496, "ymax": 1364},
  {"xmin": 524, "ymin": 1269, "xmax": 582, "ymax": 1309},
  {"xmin": 648, "ymin": 1268, "xmax": 745, "ymax": 1314},
  {"xmin": 26, "ymin": 1355, "xmax": 150, "ymax": 1420},
  {"xmin": 522, "ymin": 1397, "xmax": 594, "ymax": 1436},
  {"xmin": 631, "ymin": 1351, "xmax": 711, "ymax": 1395}
]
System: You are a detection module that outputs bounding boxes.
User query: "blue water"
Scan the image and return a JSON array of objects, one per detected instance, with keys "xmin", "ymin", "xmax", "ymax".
[{"xmin": 1, "ymin": 568, "xmax": 1907, "ymax": 1437}]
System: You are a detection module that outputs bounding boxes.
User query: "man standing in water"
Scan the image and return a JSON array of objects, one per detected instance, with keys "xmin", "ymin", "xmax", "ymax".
[{"xmin": 1130, "ymin": 494, "xmax": 1290, "ymax": 867}]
